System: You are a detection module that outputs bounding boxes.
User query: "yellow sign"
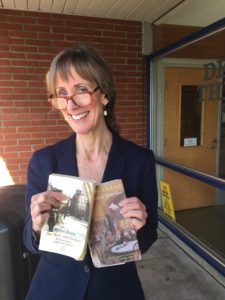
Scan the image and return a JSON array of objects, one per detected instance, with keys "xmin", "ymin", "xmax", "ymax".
[{"xmin": 160, "ymin": 181, "xmax": 176, "ymax": 221}]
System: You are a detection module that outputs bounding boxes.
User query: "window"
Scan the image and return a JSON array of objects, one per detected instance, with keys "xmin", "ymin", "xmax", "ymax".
[{"xmin": 180, "ymin": 85, "xmax": 202, "ymax": 146}]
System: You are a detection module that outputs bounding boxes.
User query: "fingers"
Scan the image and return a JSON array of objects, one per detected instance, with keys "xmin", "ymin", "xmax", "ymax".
[
  {"xmin": 30, "ymin": 191, "xmax": 65, "ymax": 233},
  {"xmin": 119, "ymin": 197, "xmax": 146, "ymax": 211},
  {"xmin": 130, "ymin": 218, "xmax": 146, "ymax": 231},
  {"xmin": 119, "ymin": 197, "xmax": 147, "ymax": 231},
  {"xmin": 32, "ymin": 211, "xmax": 50, "ymax": 233},
  {"xmin": 31, "ymin": 191, "xmax": 64, "ymax": 209}
]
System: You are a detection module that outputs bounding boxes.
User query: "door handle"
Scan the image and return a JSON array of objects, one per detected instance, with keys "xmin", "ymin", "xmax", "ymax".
[{"xmin": 207, "ymin": 144, "xmax": 216, "ymax": 149}]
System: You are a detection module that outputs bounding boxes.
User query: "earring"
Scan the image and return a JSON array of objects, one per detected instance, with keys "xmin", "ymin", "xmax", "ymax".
[{"xmin": 104, "ymin": 109, "xmax": 108, "ymax": 116}]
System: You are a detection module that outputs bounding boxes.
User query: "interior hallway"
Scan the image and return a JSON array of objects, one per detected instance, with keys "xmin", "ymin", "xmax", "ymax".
[
  {"xmin": 176, "ymin": 205, "xmax": 225, "ymax": 258},
  {"xmin": 137, "ymin": 225, "xmax": 225, "ymax": 300}
]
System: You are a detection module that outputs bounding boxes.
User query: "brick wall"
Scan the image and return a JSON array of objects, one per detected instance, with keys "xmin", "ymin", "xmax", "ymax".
[{"xmin": 0, "ymin": 9, "xmax": 146, "ymax": 185}]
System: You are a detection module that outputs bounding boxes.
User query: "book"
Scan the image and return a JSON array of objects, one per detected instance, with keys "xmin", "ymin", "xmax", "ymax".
[
  {"xmin": 38, "ymin": 175, "xmax": 141, "ymax": 267},
  {"xmin": 38, "ymin": 174, "xmax": 96, "ymax": 260},
  {"xmin": 89, "ymin": 179, "xmax": 141, "ymax": 267}
]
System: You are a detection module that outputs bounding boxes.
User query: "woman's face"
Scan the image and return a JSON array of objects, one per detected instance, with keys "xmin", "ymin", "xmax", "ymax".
[{"xmin": 54, "ymin": 67, "xmax": 108, "ymax": 135}]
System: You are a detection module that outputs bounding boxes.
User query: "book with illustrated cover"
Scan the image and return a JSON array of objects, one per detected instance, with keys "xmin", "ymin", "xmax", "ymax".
[
  {"xmin": 89, "ymin": 179, "xmax": 141, "ymax": 267},
  {"xmin": 38, "ymin": 174, "xmax": 96, "ymax": 260},
  {"xmin": 38, "ymin": 175, "xmax": 141, "ymax": 266}
]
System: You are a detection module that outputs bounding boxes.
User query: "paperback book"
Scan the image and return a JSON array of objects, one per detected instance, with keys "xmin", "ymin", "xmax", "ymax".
[
  {"xmin": 39, "ymin": 174, "xmax": 96, "ymax": 260},
  {"xmin": 89, "ymin": 179, "xmax": 141, "ymax": 267},
  {"xmin": 38, "ymin": 174, "xmax": 141, "ymax": 267}
]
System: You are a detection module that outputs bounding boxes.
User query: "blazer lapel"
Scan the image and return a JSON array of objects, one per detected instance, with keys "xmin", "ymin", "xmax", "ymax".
[
  {"xmin": 54, "ymin": 134, "xmax": 79, "ymax": 176},
  {"xmin": 102, "ymin": 133, "xmax": 125, "ymax": 182}
]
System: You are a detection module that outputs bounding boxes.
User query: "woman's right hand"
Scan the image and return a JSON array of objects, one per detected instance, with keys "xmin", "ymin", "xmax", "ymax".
[{"xmin": 30, "ymin": 191, "xmax": 65, "ymax": 234}]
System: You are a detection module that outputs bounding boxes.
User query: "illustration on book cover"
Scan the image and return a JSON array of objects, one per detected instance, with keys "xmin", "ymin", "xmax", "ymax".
[
  {"xmin": 89, "ymin": 179, "xmax": 141, "ymax": 267},
  {"xmin": 39, "ymin": 174, "xmax": 96, "ymax": 260}
]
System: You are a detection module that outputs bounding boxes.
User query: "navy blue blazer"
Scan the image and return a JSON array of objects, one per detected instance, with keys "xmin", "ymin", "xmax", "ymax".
[{"xmin": 23, "ymin": 133, "xmax": 158, "ymax": 300}]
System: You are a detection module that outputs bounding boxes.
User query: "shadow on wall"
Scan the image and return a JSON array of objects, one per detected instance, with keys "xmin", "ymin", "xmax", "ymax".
[{"xmin": 0, "ymin": 156, "xmax": 14, "ymax": 187}]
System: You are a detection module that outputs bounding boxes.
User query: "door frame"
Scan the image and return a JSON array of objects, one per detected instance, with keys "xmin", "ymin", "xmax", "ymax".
[{"xmin": 150, "ymin": 58, "xmax": 222, "ymax": 204}]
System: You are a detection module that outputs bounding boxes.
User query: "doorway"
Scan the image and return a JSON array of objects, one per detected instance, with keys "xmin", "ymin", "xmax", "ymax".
[{"xmin": 163, "ymin": 67, "xmax": 219, "ymax": 210}]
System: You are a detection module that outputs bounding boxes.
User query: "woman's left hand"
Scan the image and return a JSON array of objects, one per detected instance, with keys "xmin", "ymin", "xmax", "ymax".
[{"xmin": 119, "ymin": 197, "xmax": 147, "ymax": 231}]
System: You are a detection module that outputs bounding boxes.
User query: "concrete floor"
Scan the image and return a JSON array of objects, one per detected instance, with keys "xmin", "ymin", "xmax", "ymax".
[{"xmin": 136, "ymin": 226, "xmax": 225, "ymax": 300}]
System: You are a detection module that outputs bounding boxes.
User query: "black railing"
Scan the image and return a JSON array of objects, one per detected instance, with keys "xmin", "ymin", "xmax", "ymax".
[{"xmin": 156, "ymin": 156, "xmax": 225, "ymax": 190}]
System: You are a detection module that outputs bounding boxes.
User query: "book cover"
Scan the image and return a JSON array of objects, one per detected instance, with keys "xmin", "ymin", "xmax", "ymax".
[
  {"xmin": 89, "ymin": 179, "xmax": 142, "ymax": 267},
  {"xmin": 38, "ymin": 173, "xmax": 96, "ymax": 260}
]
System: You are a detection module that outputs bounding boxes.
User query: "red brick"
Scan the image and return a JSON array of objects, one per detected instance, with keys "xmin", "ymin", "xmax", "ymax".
[
  {"xmin": 10, "ymin": 45, "xmax": 38, "ymax": 53},
  {"xmin": 10, "ymin": 169, "xmax": 28, "ymax": 177},
  {"xmin": 7, "ymin": 16, "xmax": 37, "ymax": 24},
  {"xmin": 0, "ymin": 10, "xmax": 145, "ymax": 184},
  {"xmin": 0, "ymin": 127, "xmax": 16, "ymax": 134},
  {"xmin": 0, "ymin": 74, "xmax": 12, "ymax": 80},
  {"xmin": 1, "ymin": 152, "xmax": 19, "ymax": 159},
  {"xmin": 0, "ymin": 23, "xmax": 23, "ymax": 30},
  {"xmin": 1, "ymin": 139, "xmax": 18, "ymax": 146},
  {"xmin": 18, "ymin": 151, "xmax": 32, "ymax": 159},
  {"xmin": 24, "ymin": 24, "xmax": 50, "ymax": 33},
  {"xmin": 8, "ymin": 38, "xmax": 25, "ymax": 45},
  {"xmin": 12, "ymin": 74, "xmax": 41, "ymax": 81},
  {"xmin": 37, "ymin": 17, "xmax": 64, "ymax": 27},
  {"xmin": 6, "ymin": 164, "xmax": 20, "ymax": 171},
  {"xmin": 3, "ymin": 132, "xmax": 31, "ymax": 140}
]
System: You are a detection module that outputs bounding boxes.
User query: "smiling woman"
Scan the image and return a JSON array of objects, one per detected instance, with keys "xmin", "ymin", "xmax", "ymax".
[{"xmin": 23, "ymin": 44, "xmax": 158, "ymax": 300}]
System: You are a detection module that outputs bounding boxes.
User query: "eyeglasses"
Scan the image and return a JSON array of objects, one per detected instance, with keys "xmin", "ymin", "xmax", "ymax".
[{"xmin": 48, "ymin": 86, "xmax": 99, "ymax": 109}]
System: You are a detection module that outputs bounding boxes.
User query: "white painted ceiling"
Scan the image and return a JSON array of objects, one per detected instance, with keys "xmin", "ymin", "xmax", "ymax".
[{"xmin": 0, "ymin": 0, "xmax": 224, "ymax": 27}]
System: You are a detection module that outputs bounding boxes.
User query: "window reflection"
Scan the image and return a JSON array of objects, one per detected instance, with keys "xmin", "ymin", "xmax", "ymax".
[
  {"xmin": 159, "ymin": 165, "xmax": 225, "ymax": 261},
  {"xmin": 152, "ymin": 21, "xmax": 225, "ymax": 264},
  {"xmin": 180, "ymin": 85, "xmax": 202, "ymax": 147}
]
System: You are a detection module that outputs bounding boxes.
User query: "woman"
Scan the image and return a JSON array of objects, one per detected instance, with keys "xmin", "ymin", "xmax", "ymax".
[{"xmin": 23, "ymin": 45, "xmax": 158, "ymax": 300}]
